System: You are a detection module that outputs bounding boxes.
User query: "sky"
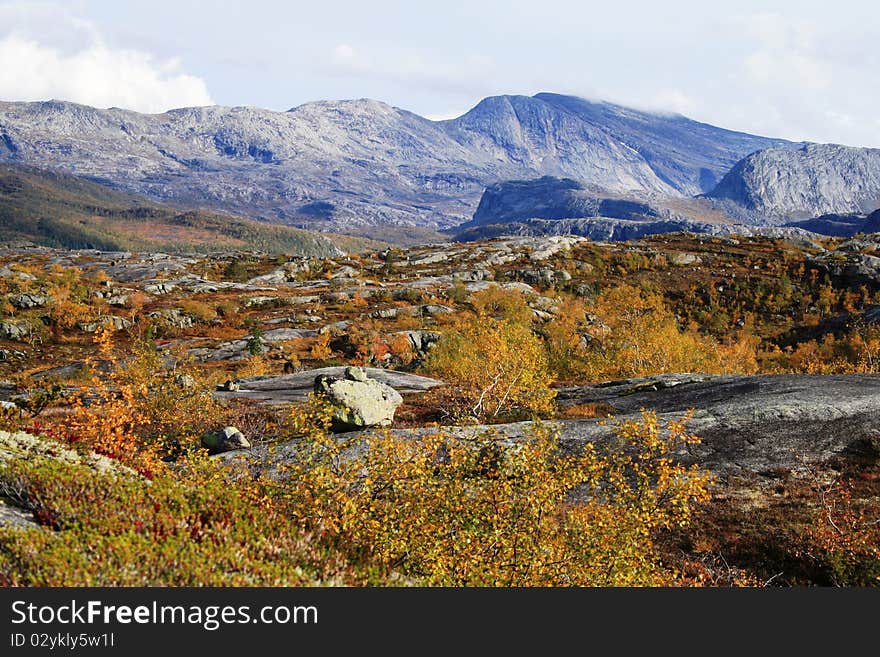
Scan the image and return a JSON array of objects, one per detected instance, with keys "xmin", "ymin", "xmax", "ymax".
[{"xmin": 0, "ymin": 0, "xmax": 877, "ymax": 147}]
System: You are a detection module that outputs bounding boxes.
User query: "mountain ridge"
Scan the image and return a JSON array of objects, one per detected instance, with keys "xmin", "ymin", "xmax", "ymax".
[{"xmin": 0, "ymin": 93, "xmax": 790, "ymax": 235}]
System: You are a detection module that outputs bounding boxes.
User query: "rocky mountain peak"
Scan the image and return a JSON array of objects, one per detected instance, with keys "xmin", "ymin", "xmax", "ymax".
[{"xmin": 708, "ymin": 143, "xmax": 880, "ymax": 221}]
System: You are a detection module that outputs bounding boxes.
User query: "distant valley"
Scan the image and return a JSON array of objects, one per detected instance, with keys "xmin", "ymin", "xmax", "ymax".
[{"xmin": 0, "ymin": 165, "xmax": 376, "ymax": 255}]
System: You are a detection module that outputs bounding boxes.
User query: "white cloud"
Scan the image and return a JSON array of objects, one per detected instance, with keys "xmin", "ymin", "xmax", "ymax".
[
  {"xmin": 643, "ymin": 89, "xmax": 698, "ymax": 116},
  {"xmin": 425, "ymin": 109, "xmax": 469, "ymax": 121},
  {"xmin": 711, "ymin": 11, "xmax": 880, "ymax": 147},
  {"xmin": 0, "ymin": 5, "xmax": 212, "ymax": 112},
  {"xmin": 326, "ymin": 43, "xmax": 499, "ymax": 97},
  {"xmin": 742, "ymin": 13, "xmax": 831, "ymax": 92},
  {"xmin": 333, "ymin": 44, "xmax": 356, "ymax": 61}
]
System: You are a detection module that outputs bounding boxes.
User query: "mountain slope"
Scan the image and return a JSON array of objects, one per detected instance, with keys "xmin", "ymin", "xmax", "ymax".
[
  {"xmin": 529, "ymin": 93, "xmax": 789, "ymax": 194},
  {"xmin": 707, "ymin": 143, "xmax": 880, "ymax": 222},
  {"xmin": 0, "ymin": 95, "xmax": 788, "ymax": 234},
  {"xmin": 0, "ymin": 164, "xmax": 348, "ymax": 255}
]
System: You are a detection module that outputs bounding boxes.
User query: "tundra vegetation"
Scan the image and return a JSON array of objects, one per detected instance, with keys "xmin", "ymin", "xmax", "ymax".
[{"xmin": 0, "ymin": 233, "xmax": 878, "ymax": 586}]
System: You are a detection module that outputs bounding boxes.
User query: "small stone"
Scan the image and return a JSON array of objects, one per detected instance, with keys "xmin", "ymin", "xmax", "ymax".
[
  {"xmin": 201, "ymin": 426, "xmax": 250, "ymax": 454},
  {"xmin": 175, "ymin": 374, "xmax": 197, "ymax": 388}
]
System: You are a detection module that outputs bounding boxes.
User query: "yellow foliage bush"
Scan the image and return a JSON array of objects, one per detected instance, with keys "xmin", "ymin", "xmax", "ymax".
[
  {"xmin": 469, "ymin": 285, "xmax": 533, "ymax": 324},
  {"xmin": 309, "ymin": 333, "xmax": 333, "ymax": 361},
  {"xmin": 283, "ymin": 410, "xmax": 711, "ymax": 586},
  {"xmin": 235, "ymin": 354, "xmax": 271, "ymax": 378},
  {"xmin": 42, "ymin": 266, "xmax": 95, "ymax": 339},
  {"xmin": 178, "ymin": 299, "xmax": 217, "ymax": 323},
  {"xmin": 545, "ymin": 284, "xmax": 759, "ymax": 382},
  {"xmin": 425, "ymin": 315, "xmax": 555, "ymax": 420}
]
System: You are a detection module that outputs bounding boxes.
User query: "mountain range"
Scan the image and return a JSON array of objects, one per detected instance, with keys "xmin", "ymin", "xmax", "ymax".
[{"xmin": 1, "ymin": 92, "xmax": 879, "ymax": 242}]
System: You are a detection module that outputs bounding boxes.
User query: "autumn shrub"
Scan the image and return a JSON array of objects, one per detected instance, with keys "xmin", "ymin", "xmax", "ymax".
[
  {"xmin": 541, "ymin": 296, "xmax": 592, "ymax": 381},
  {"xmin": 802, "ymin": 476, "xmax": 880, "ymax": 586},
  {"xmin": 178, "ymin": 299, "xmax": 217, "ymax": 323},
  {"xmin": 1, "ymin": 397, "xmax": 712, "ymax": 586},
  {"xmin": 445, "ymin": 281, "xmax": 470, "ymax": 305},
  {"xmin": 388, "ymin": 332, "xmax": 417, "ymax": 366},
  {"xmin": 309, "ymin": 333, "xmax": 333, "ymax": 361},
  {"xmin": 42, "ymin": 265, "xmax": 95, "ymax": 339},
  {"xmin": 425, "ymin": 314, "xmax": 554, "ymax": 420},
  {"xmin": 557, "ymin": 284, "xmax": 758, "ymax": 381},
  {"xmin": 769, "ymin": 326, "xmax": 880, "ymax": 375},
  {"xmin": 469, "ymin": 285, "xmax": 533, "ymax": 324},
  {"xmin": 214, "ymin": 300, "xmax": 241, "ymax": 327},
  {"xmin": 235, "ymin": 354, "xmax": 271, "ymax": 378},
  {"xmin": 281, "ymin": 410, "xmax": 711, "ymax": 586},
  {"xmin": 67, "ymin": 329, "xmax": 222, "ymax": 468}
]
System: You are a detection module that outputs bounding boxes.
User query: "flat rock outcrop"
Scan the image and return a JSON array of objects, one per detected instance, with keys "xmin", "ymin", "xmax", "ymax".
[
  {"xmin": 213, "ymin": 367, "xmax": 444, "ymax": 405},
  {"xmin": 221, "ymin": 374, "xmax": 880, "ymax": 478}
]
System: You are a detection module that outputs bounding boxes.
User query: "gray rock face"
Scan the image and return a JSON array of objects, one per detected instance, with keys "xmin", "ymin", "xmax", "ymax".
[
  {"xmin": 0, "ymin": 499, "xmax": 38, "ymax": 530},
  {"xmin": 708, "ymin": 143, "xmax": 880, "ymax": 221},
  {"xmin": 78, "ymin": 315, "xmax": 132, "ymax": 333},
  {"xmin": 188, "ymin": 327, "xmax": 318, "ymax": 362},
  {"xmin": 0, "ymin": 94, "xmax": 786, "ymax": 232},
  {"xmin": 785, "ymin": 209, "xmax": 880, "ymax": 238},
  {"xmin": 213, "ymin": 366, "xmax": 443, "ymax": 405},
  {"xmin": 223, "ymin": 374, "xmax": 880, "ymax": 480},
  {"xmin": 667, "ymin": 252, "xmax": 702, "ymax": 266},
  {"xmin": 314, "ymin": 367, "xmax": 404, "ymax": 431},
  {"xmin": 808, "ymin": 236, "xmax": 880, "ymax": 287},
  {"xmin": 201, "ymin": 426, "xmax": 251, "ymax": 454},
  {"xmin": 391, "ymin": 330, "xmax": 442, "ymax": 356},
  {"xmin": 466, "ymin": 176, "xmax": 664, "ymax": 227},
  {"xmin": 518, "ymin": 269, "xmax": 572, "ymax": 287},
  {"xmin": 552, "ymin": 373, "xmax": 880, "ymax": 475},
  {"xmin": 148, "ymin": 308, "xmax": 194, "ymax": 329}
]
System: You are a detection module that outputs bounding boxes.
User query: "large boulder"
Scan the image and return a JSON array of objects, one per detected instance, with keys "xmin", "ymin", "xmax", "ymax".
[{"xmin": 314, "ymin": 366, "xmax": 404, "ymax": 431}]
